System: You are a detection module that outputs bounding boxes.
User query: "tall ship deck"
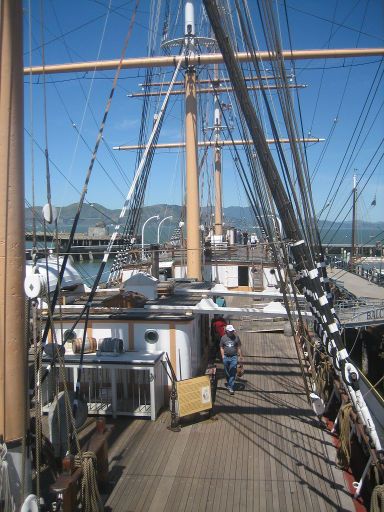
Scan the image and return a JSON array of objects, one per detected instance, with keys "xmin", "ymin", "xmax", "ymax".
[
  {"xmin": 1, "ymin": 0, "xmax": 384, "ymax": 510},
  {"xmin": 105, "ymin": 301, "xmax": 355, "ymax": 512}
]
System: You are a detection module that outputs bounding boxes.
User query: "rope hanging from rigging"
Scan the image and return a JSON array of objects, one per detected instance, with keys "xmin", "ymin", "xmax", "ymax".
[
  {"xmin": 203, "ymin": 0, "xmax": 383, "ymax": 457},
  {"xmin": 336, "ymin": 402, "xmax": 353, "ymax": 470},
  {"xmin": 74, "ymin": 451, "xmax": 103, "ymax": 512},
  {"xmin": 370, "ymin": 484, "xmax": 384, "ymax": 512},
  {"xmin": 40, "ymin": 0, "xmax": 140, "ymax": 349},
  {"xmin": 0, "ymin": 442, "xmax": 16, "ymax": 512}
]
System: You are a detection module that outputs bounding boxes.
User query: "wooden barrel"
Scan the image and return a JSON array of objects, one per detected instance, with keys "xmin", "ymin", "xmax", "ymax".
[{"xmin": 72, "ymin": 337, "xmax": 97, "ymax": 354}]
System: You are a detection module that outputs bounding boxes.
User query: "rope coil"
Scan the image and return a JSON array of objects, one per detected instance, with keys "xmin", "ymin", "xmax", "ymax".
[
  {"xmin": 370, "ymin": 484, "xmax": 384, "ymax": 512},
  {"xmin": 336, "ymin": 402, "xmax": 353, "ymax": 470},
  {"xmin": 74, "ymin": 451, "xmax": 103, "ymax": 512},
  {"xmin": 0, "ymin": 442, "xmax": 16, "ymax": 512},
  {"xmin": 315, "ymin": 356, "xmax": 334, "ymax": 402}
]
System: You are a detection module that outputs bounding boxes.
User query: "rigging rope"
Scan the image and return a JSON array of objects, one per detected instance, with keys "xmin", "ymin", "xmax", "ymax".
[
  {"xmin": 50, "ymin": 0, "xmax": 133, "ymax": 203},
  {"xmin": 39, "ymin": 0, "xmax": 53, "ymax": 217},
  {"xmin": 370, "ymin": 485, "xmax": 384, "ymax": 512},
  {"xmin": 204, "ymin": 0, "xmax": 382, "ymax": 457},
  {"xmin": 28, "ymin": 0, "xmax": 37, "ymax": 252},
  {"xmin": 336, "ymin": 402, "xmax": 353, "ymax": 470},
  {"xmin": 40, "ymin": 0, "xmax": 140, "ymax": 349},
  {"xmin": 308, "ymin": 0, "xmax": 339, "ymax": 135},
  {"xmin": 320, "ymin": 58, "xmax": 384, "ymax": 228},
  {"xmin": 0, "ymin": 442, "xmax": 15, "ymax": 512},
  {"xmin": 108, "ymin": 57, "xmax": 183, "ymax": 282},
  {"xmin": 324, "ymin": 141, "xmax": 384, "ymax": 245},
  {"xmin": 52, "ymin": 58, "xmax": 184, "ymax": 414},
  {"xmin": 74, "ymin": 451, "xmax": 103, "ymax": 512}
]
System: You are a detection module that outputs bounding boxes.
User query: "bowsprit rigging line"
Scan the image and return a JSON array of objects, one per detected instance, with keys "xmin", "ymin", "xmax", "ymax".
[{"xmin": 203, "ymin": 0, "xmax": 382, "ymax": 453}]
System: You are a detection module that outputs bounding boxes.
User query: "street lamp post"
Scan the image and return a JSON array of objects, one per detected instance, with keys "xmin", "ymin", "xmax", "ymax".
[
  {"xmin": 157, "ymin": 215, "xmax": 173, "ymax": 244},
  {"xmin": 142, "ymin": 215, "xmax": 160, "ymax": 259}
]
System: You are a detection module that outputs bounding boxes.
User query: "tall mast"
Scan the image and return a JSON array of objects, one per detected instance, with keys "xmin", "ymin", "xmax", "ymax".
[
  {"xmin": 351, "ymin": 173, "xmax": 357, "ymax": 264},
  {"xmin": 185, "ymin": 1, "xmax": 202, "ymax": 280},
  {"xmin": 213, "ymin": 64, "xmax": 223, "ymax": 237},
  {"xmin": 0, "ymin": 0, "xmax": 28, "ymax": 506}
]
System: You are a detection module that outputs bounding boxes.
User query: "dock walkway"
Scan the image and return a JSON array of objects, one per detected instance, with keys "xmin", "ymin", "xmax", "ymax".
[
  {"xmin": 328, "ymin": 267, "xmax": 384, "ymax": 300},
  {"xmin": 105, "ymin": 308, "xmax": 355, "ymax": 511}
]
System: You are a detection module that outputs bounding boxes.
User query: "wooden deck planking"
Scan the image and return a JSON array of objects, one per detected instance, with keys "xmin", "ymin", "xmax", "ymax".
[
  {"xmin": 127, "ymin": 425, "xmax": 170, "ymax": 509},
  {"xmin": 109, "ymin": 421, "xmax": 176, "ymax": 510},
  {"xmin": 184, "ymin": 427, "xmax": 214, "ymax": 511},
  {"xmin": 105, "ymin": 310, "xmax": 355, "ymax": 512},
  {"xmin": 195, "ymin": 416, "xmax": 224, "ymax": 511}
]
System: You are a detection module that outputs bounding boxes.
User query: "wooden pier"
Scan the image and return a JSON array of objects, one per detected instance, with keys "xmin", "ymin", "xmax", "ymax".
[{"xmin": 103, "ymin": 302, "xmax": 355, "ymax": 511}]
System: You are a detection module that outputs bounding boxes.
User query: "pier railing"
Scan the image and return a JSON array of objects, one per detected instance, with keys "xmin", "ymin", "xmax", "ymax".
[
  {"xmin": 330, "ymin": 259, "xmax": 384, "ymax": 287},
  {"xmin": 334, "ymin": 298, "xmax": 384, "ymax": 328}
]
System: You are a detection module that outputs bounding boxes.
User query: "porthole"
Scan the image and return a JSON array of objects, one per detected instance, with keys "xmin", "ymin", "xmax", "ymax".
[
  {"xmin": 145, "ymin": 329, "xmax": 159, "ymax": 344},
  {"xmin": 64, "ymin": 329, "xmax": 76, "ymax": 342}
]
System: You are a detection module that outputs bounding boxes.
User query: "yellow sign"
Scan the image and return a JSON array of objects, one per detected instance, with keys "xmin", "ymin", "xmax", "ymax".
[{"xmin": 176, "ymin": 375, "xmax": 212, "ymax": 417}]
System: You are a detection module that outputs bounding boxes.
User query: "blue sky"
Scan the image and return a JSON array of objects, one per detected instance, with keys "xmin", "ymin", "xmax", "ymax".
[{"xmin": 23, "ymin": 0, "xmax": 384, "ymax": 226}]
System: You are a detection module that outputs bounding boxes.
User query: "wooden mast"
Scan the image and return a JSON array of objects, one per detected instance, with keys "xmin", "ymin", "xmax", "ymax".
[
  {"xmin": 0, "ymin": 0, "xmax": 28, "ymax": 506},
  {"xmin": 213, "ymin": 64, "xmax": 223, "ymax": 237},
  {"xmin": 351, "ymin": 173, "xmax": 357, "ymax": 265},
  {"xmin": 185, "ymin": 1, "xmax": 202, "ymax": 280}
]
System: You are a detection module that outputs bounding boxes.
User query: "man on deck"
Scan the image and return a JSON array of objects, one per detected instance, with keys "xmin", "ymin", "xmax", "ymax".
[{"xmin": 220, "ymin": 324, "xmax": 242, "ymax": 395}]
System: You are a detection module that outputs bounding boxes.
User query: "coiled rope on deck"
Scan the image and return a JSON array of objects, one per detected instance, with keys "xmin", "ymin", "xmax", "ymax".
[
  {"xmin": 336, "ymin": 402, "xmax": 353, "ymax": 469},
  {"xmin": 75, "ymin": 451, "xmax": 103, "ymax": 512},
  {"xmin": 370, "ymin": 484, "xmax": 384, "ymax": 512}
]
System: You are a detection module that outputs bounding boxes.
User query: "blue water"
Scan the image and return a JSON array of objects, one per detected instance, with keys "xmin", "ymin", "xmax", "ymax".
[
  {"xmin": 73, "ymin": 260, "xmax": 113, "ymax": 287},
  {"xmin": 26, "ymin": 240, "xmax": 113, "ymax": 286}
]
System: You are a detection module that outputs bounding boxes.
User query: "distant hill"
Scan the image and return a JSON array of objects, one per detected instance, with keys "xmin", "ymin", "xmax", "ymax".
[{"xmin": 25, "ymin": 204, "xmax": 384, "ymax": 245}]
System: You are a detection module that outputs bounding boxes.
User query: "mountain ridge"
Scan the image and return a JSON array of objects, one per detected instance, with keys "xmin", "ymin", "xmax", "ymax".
[{"xmin": 25, "ymin": 203, "xmax": 384, "ymax": 245}]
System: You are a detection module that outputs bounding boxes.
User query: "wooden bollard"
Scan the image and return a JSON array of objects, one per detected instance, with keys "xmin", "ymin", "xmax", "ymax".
[
  {"xmin": 88, "ymin": 417, "xmax": 111, "ymax": 487},
  {"xmin": 51, "ymin": 418, "xmax": 112, "ymax": 508},
  {"xmin": 51, "ymin": 467, "xmax": 81, "ymax": 512}
]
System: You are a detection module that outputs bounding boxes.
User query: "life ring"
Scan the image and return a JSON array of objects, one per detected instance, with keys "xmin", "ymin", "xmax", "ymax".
[{"xmin": 21, "ymin": 494, "xmax": 39, "ymax": 512}]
